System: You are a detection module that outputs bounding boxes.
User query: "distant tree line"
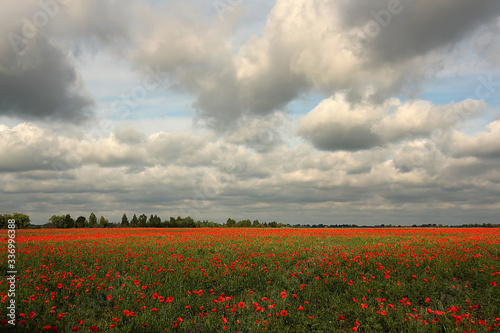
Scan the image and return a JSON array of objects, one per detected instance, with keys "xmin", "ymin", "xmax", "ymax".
[
  {"xmin": 17, "ymin": 213, "xmax": 285, "ymax": 229},
  {"xmin": 0, "ymin": 213, "xmax": 31, "ymax": 229},
  {"xmin": 2, "ymin": 212, "xmax": 499, "ymax": 229}
]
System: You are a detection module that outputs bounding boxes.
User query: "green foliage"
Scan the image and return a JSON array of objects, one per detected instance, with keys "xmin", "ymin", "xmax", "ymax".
[
  {"xmin": 99, "ymin": 216, "xmax": 109, "ymax": 228},
  {"xmin": 226, "ymin": 218, "xmax": 236, "ymax": 227},
  {"xmin": 130, "ymin": 214, "xmax": 139, "ymax": 227},
  {"xmin": 49, "ymin": 215, "xmax": 65, "ymax": 228},
  {"xmin": 12, "ymin": 212, "xmax": 31, "ymax": 228},
  {"xmin": 121, "ymin": 214, "xmax": 129, "ymax": 227},
  {"xmin": 64, "ymin": 214, "xmax": 74, "ymax": 228},
  {"xmin": 0, "ymin": 212, "xmax": 30, "ymax": 229},
  {"xmin": 89, "ymin": 212, "xmax": 97, "ymax": 227},
  {"xmin": 138, "ymin": 214, "xmax": 147, "ymax": 227},
  {"xmin": 75, "ymin": 216, "xmax": 87, "ymax": 228}
]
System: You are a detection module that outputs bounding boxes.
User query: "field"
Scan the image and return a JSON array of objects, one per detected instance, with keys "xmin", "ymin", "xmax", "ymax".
[{"xmin": 1, "ymin": 228, "xmax": 500, "ymax": 332}]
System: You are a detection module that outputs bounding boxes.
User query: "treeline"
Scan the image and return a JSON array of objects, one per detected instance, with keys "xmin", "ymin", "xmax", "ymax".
[
  {"xmin": 2, "ymin": 212, "xmax": 499, "ymax": 229},
  {"xmin": 0, "ymin": 213, "xmax": 31, "ymax": 229},
  {"xmin": 37, "ymin": 214, "xmax": 285, "ymax": 229}
]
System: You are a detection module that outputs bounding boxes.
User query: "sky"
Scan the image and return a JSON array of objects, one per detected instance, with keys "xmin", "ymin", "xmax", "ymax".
[{"xmin": 1, "ymin": 0, "xmax": 500, "ymax": 226}]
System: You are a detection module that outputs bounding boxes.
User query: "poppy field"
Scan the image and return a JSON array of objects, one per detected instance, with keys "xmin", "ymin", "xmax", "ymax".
[{"xmin": 1, "ymin": 228, "xmax": 500, "ymax": 332}]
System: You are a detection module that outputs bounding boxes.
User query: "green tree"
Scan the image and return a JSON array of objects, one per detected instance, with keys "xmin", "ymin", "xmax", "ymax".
[
  {"xmin": 130, "ymin": 214, "xmax": 139, "ymax": 227},
  {"xmin": 89, "ymin": 212, "xmax": 97, "ymax": 228},
  {"xmin": 238, "ymin": 219, "xmax": 251, "ymax": 227},
  {"xmin": 138, "ymin": 214, "xmax": 147, "ymax": 227},
  {"xmin": 148, "ymin": 215, "xmax": 161, "ymax": 228},
  {"xmin": 49, "ymin": 215, "xmax": 65, "ymax": 228},
  {"xmin": 252, "ymin": 219, "xmax": 261, "ymax": 228},
  {"xmin": 11, "ymin": 212, "xmax": 31, "ymax": 229},
  {"xmin": 226, "ymin": 218, "xmax": 236, "ymax": 227},
  {"xmin": 182, "ymin": 216, "xmax": 195, "ymax": 228},
  {"xmin": 168, "ymin": 217, "xmax": 177, "ymax": 228},
  {"xmin": 75, "ymin": 216, "xmax": 87, "ymax": 228},
  {"xmin": 63, "ymin": 214, "xmax": 74, "ymax": 228},
  {"xmin": 0, "ymin": 214, "xmax": 6, "ymax": 229},
  {"xmin": 121, "ymin": 214, "xmax": 129, "ymax": 227},
  {"xmin": 99, "ymin": 216, "xmax": 109, "ymax": 228}
]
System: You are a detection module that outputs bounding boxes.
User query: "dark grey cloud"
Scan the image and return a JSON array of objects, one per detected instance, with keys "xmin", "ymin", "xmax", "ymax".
[
  {"xmin": 0, "ymin": 37, "xmax": 94, "ymax": 122},
  {"xmin": 0, "ymin": 0, "xmax": 133, "ymax": 122},
  {"xmin": 339, "ymin": 0, "xmax": 500, "ymax": 64},
  {"xmin": 301, "ymin": 123, "xmax": 382, "ymax": 152}
]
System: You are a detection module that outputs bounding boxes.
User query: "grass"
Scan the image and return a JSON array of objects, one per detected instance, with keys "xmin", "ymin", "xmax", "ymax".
[{"xmin": 1, "ymin": 228, "xmax": 499, "ymax": 332}]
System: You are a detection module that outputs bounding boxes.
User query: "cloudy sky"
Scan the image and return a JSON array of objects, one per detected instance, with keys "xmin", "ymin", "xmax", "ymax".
[{"xmin": 1, "ymin": 0, "xmax": 500, "ymax": 226}]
